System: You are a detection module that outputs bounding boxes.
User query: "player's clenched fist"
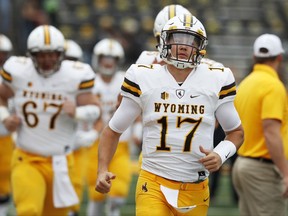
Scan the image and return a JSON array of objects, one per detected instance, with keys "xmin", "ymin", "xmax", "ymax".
[
  {"xmin": 3, "ymin": 114, "xmax": 21, "ymax": 132},
  {"xmin": 95, "ymin": 172, "xmax": 116, "ymax": 194}
]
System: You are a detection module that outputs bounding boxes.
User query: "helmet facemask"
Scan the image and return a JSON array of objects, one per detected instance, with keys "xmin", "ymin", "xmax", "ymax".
[
  {"xmin": 97, "ymin": 55, "xmax": 119, "ymax": 76},
  {"xmin": 160, "ymin": 30, "xmax": 207, "ymax": 69},
  {"xmin": 29, "ymin": 50, "xmax": 64, "ymax": 77}
]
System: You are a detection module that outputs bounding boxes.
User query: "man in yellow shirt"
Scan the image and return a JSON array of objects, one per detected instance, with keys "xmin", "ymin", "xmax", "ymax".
[{"xmin": 233, "ymin": 33, "xmax": 288, "ymax": 216}]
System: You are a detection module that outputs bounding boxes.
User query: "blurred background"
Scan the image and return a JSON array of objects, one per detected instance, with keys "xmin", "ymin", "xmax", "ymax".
[
  {"xmin": 1, "ymin": 0, "xmax": 288, "ymax": 215},
  {"xmin": 1, "ymin": 0, "xmax": 288, "ymax": 84}
]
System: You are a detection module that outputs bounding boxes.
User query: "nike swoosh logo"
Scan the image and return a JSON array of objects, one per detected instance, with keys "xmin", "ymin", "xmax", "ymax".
[
  {"xmin": 225, "ymin": 152, "xmax": 230, "ymax": 158},
  {"xmin": 203, "ymin": 197, "xmax": 209, "ymax": 202},
  {"xmin": 190, "ymin": 95, "xmax": 200, "ymax": 98}
]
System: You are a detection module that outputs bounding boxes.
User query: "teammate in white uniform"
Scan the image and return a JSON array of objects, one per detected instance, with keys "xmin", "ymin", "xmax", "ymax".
[
  {"xmin": 64, "ymin": 39, "xmax": 100, "ymax": 216},
  {"xmin": 96, "ymin": 14, "xmax": 244, "ymax": 216},
  {"xmin": 0, "ymin": 34, "xmax": 14, "ymax": 216},
  {"xmin": 0, "ymin": 25, "xmax": 100, "ymax": 216},
  {"xmin": 87, "ymin": 38, "xmax": 141, "ymax": 216}
]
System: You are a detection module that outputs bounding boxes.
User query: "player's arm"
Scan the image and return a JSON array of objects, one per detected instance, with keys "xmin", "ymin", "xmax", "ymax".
[
  {"xmin": 199, "ymin": 101, "xmax": 244, "ymax": 172},
  {"xmin": 216, "ymin": 101, "xmax": 244, "ymax": 150},
  {"xmin": 263, "ymin": 119, "xmax": 288, "ymax": 197},
  {"xmin": 0, "ymin": 82, "xmax": 14, "ymax": 105},
  {"xmin": 0, "ymin": 83, "xmax": 21, "ymax": 132},
  {"xmin": 76, "ymin": 92, "xmax": 101, "ymax": 120},
  {"xmin": 63, "ymin": 91, "xmax": 101, "ymax": 122},
  {"xmin": 96, "ymin": 96, "xmax": 141, "ymax": 193}
]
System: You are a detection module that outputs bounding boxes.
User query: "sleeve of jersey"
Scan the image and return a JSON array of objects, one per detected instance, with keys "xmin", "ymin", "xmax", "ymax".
[
  {"xmin": 121, "ymin": 65, "xmax": 142, "ymax": 106},
  {"xmin": 135, "ymin": 51, "xmax": 154, "ymax": 64},
  {"xmin": 1, "ymin": 57, "xmax": 16, "ymax": 91},
  {"xmin": 217, "ymin": 68, "xmax": 237, "ymax": 108},
  {"xmin": 77, "ymin": 65, "xmax": 95, "ymax": 93}
]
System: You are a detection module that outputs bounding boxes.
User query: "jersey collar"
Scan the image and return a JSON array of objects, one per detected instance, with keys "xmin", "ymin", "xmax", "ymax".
[{"xmin": 253, "ymin": 64, "xmax": 279, "ymax": 79}]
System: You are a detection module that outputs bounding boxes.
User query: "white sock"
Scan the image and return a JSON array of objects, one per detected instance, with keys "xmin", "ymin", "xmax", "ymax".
[
  {"xmin": 106, "ymin": 197, "xmax": 126, "ymax": 216},
  {"xmin": 0, "ymin": 203, "xmax": 10, "ymax": 216},
  {"xmin": 87, "ymin": 200, "xmax": 105, "ymax": 216}
]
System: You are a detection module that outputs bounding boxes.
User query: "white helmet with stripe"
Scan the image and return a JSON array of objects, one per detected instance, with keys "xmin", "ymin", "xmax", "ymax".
[
  {"xmin": 0, "ymin": 34, "xmax": 13, "ymax": 68},
  {"xmin": 27, "ymin": 25, "xmax": 65, "ymax": 77},
  {"xmin": 153, "ymin": 4, "xmax": 191, "ymax": 46},
  {"xmin": 159, "ymin": 14, "xmax": 208, "ymax": 69},
  {"xmin": 91, "ymin": 38, "xmax": 124, "ymax": 76},
  {"xmin": 64, "ymin": 39, "xmax": 83, "ymax": 61},
  {"xmin": 0, "ymin": 34, "xmax": 13, "ymax": 52}
]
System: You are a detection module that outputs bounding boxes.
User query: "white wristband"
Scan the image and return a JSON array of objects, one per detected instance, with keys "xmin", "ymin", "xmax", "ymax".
[
  {"xmin": 75, "ymin": 105, "xmax": 101, "ymax": 121},
  {"xmin": 74, "ymin": 129, "xmax": 99, "ymax": 149},
  {"xmin": 213, "ymin": 140, "xmax": 236, "ymax": 165},
  {"xmin": 0, "ymin": 106, "xmax": 10, "ymax": 122}
]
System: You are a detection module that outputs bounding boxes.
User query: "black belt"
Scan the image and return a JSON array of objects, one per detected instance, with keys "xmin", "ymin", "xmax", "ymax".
[{"xmin": 241, "ymin": 156, "xmax": 273, "ymax": 164}]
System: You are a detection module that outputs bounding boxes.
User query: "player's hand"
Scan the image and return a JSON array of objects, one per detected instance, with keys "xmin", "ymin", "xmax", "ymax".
[
  {"xmin": 198, "ymin": 146, "xmax": 222, "ymax": 172},
  {"xmin": 3, "ymin": 114, "xmax": 21, "ymax": 132},
  {"xmin": 62, "ymin": 100, "xmax": 76, "ymax": 118},
  {"xmin": 95, "ymin": 172, "xmax": 116, "ymax": 194}
]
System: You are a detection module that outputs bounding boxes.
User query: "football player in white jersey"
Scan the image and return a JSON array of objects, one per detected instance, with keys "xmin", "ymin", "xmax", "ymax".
[
  {"xmin": 0, "ymin": 34, "xmax": 14, "ymax": 216},
  {"xmin": 0, "ymin": 25, "xmax": 100, "ymax": 216},
  {"xmin": 135, "ymin": 4, "xmax": 225, "ymax": 185},
  {"xmin": 96, "ymin": 14, "xmax": 244, "ymax": 216},
  {"xmin": 64, "ymin": 39, "xmax": 101, "ymax": 216},
  {"xmin": 87, "ymin": 38, "xmax": 142, "ymax": 216}
]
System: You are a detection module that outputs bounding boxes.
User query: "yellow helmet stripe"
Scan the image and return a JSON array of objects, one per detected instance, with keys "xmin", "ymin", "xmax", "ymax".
[
  {"xmin": 43, "ymin": 25, "xmax": 51, "ymax": 45},
  {"xmin": 109, "ymin": 39, "xmax": 113, "ymax": 53},
  {"xmin": 168, "ymin": 5, "xmax": 176, "ymax": 19},
  {"xmin": 184, "ymin": 14, "xmax": 193, "ymax": 27},
  {"xmin": 64, "ymin": 40, "xmax": 68, "ymax": 51}
]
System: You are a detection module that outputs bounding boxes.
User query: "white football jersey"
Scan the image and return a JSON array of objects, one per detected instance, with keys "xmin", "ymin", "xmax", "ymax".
[
  {"xmin": 136, "ymin": 51, "xmax": 164, "ymax": 65},
  {"xmin": 200, "ymin": 57, "xmax": 224, "ymax": 68},
  {"xmin": 121, "ymin": 64, "xmax": 236, "ymax": 182},
  {"xmin": 1, "ymin": 57, "xmax": 95, "ymax": 156},
  {"xmin": 92, "ymin": 72, "xmax": 132, "ymax": 141}
]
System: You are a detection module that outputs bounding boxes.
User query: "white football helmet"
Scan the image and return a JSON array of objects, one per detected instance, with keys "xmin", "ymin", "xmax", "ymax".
[
  {"xmin": 0, "ymin": 34, "xmax": 13, "ymax": 68},
  {"xmin": 159, "ymin": 14, "xmax": 208, "ymax": 69},
  {"xmin": 65, "ymin": 39, "xmax": 83, "ymax": 61},
  {"xmin": 27, "ymin": 25, "xmax": 65, "ymax": 76},
  {"xmin": 153, "ymin": 4, "xmax": 191, "ymax": 45},
  {"xmin": 0, "ymin": 34, "xmax": 13, "ymax": 52},
  {"xmin": 91, "ymin": 38, "xmax": 124, "ymax": 76}
]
